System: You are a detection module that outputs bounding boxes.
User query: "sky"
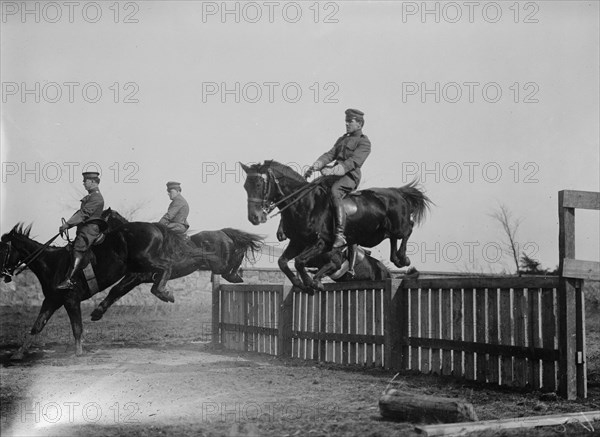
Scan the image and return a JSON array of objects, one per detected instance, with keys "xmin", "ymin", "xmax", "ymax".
[{"xmin": 1, "ymin": 0, "xmax": 599, "ymax": 273}]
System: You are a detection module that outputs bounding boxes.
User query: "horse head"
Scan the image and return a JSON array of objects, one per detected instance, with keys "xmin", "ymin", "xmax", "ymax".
[
  {"xmin": 101, "ymin": 208, "xmax": 129, "ymax": 231},
  {"xmin": 240, "ymin": 160, "xmax": 307, "ymax": 225},
  {"xmin": 0, "ymin": 224, "xmax": 33, "ymax": 282}
]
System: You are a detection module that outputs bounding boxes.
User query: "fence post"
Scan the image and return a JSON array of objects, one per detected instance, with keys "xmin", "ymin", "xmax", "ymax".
[
  {"xmin": 278, "ymin": 280, "xmax": 294, "ymax": 358},
  {"xmin": 558, "ymin": 190, "xmax": 578, "ymax": 399},
  {"xmin": 384, "ymin": 278, "xmax": 404, "ymax": 370},
  {"xmin": 211, "ymin": 273, "xmax": 221, "ymax": 345}
]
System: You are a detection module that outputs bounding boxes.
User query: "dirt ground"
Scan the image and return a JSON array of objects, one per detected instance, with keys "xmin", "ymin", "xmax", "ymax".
[{"xmin": 1, "ymin": 300, "xmax": 599, "ymax": 437}]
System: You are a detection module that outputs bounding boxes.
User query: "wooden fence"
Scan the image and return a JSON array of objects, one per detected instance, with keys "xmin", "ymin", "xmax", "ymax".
[{"xmin": 212, "ymin": 275, "xmax": 576, "ymax": 395}]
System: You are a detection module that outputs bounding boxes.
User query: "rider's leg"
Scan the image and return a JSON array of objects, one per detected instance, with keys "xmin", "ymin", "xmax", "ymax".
[
  {"xmin": 347, "ymin": 244, "xmax": 357, "ymax": 277},
  {"xmin": 57, "ymin": 224, "xmax": 98, "ymax": 290},
  {"xmin": 330, "ymin": 177, "xmax": 354, "ymax": 248},
  {"xmin": 57, "ymin": 250, "xmax": 85, "ymax": 289}
]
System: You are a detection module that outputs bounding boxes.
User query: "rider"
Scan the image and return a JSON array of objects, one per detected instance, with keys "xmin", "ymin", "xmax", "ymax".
[
  {"xmin": 57, "ymin": 171, "xmax": 105, "ymax": 289},
  {"xmin": 304, "ymin": 108, "xmax": 371, "ymax": 249},
  {"xmin": 158, "ymin": 181, "xmax": 190, "ymax": 235}
]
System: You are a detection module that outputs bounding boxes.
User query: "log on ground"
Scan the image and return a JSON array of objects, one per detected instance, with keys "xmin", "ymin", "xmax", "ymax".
[{"xmin": 378, "ymin": 389, "xmax": 478, "ymax": 423}]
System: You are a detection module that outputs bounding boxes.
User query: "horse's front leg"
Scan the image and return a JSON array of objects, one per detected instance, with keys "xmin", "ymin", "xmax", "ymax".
[
  {"xmin": 91, "ymin": 273, "xmax": 146, "ymax": 321},
  {"xmin": 294, "ymin": 239, "xmax": 328, "ymax": 292},
  {"xmin": 312, "ymin": 248, "xmax": 346, "ymax": 287},
  {"xmin": 11, "ymin": 298, "xmax": 62, "ymax": 360},
  {"xmin": 63, "ymin": 299, "xmax": 84, "ymax": 356},
  {"xmin": 277, "ymin": 242, "xmax": 304, "ymax": 289}
]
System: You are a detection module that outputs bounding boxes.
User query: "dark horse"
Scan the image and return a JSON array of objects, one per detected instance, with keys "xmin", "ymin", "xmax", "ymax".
[
  {"xmin": 90, "ymin": 208, "xmax": 263, "ymax": 320},
  {"xmin": 0, "ymin": 224, "xmax": 130, "ymax": 357},
  {"xmin": 87, "ymin": 209, "xmax": 264, "ymax": 320},
  {"xmin": 241, "ymin": 160, "xmax": 432, "ymax": 291}
]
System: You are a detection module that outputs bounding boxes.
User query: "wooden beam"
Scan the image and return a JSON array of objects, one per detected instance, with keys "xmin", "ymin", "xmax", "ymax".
[
  {"xmin": 563, "ymin": 258, "xmax": 600, "ymax": 281},
  {"xmin": 415, "ymin": 410, "xmax": 600, "ymax": 436},
  {"xmin": 401, "ymin": 276, "xmax": 559, "ymax": 290},
  {"xmin": 561, "ymin": 190, "xmax": 600, "ymax": 210}
]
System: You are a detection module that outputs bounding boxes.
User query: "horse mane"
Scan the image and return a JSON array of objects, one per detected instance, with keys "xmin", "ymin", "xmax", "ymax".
[
  {"xmin": 10, "ymin": 223, "xmax": 32, "ymax": 237},
  {"xmin": 261, "ymin": 160, "xmax": 307, "ymax": 185},
  {"xmin": 220, "ymin": 228, "xmax": 265, "ymax": 263}
]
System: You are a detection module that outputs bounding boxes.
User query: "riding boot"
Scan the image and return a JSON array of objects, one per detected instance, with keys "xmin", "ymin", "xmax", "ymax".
[
  {"xmin": 347, "ymin": 244, "xmax": 357, "ymax": 277},
  {"xmin": 57, "ymin": 251, "xmax": 85, "ymax": 290},
  {"xmin": 333, "ymin": 203, "xmax": 347, "ymax": 248}
]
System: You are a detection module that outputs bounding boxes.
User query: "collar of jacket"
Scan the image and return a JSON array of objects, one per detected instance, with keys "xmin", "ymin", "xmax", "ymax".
[{"xmin": 346, "ymin": 129, "xmax": 363, "ymax": 138}]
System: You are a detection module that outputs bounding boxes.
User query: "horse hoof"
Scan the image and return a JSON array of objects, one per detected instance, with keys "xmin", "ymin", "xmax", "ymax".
[
  {"xmin": 403, "ymin": 256, "xmax": 411, "ymax": 267},
  {"xmin": 222, "ymin": 273, "xmax": 243, "ymax": 283},
  {"xmin": 90, "ymin": 309, "xmax": 104, "ymax": 321},
  {"xmin": 151, "ymin": 289, "xmax": 175, "ymax": 303}
]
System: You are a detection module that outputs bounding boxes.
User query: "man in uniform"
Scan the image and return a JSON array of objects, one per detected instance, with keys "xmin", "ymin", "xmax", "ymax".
[
  {"xmin": 57, "ymin": 171, "xmax": 105, "ymax": 289},
  {"xmin": 304, "ymin": 108, "xmax": 371, "ymax": 248},
  {"xmin": 158, "ymin": 181, "xmax": 189, "ymax": 234}
]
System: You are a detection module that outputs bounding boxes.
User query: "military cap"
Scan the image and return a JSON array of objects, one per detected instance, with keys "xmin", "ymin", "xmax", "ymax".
[
  {"xmin": 345, "ymin": 108, "xmax": 365, "ymax": 122},
  {"xmin": 82, "ymin": 171, "xmax": 100, "ymax": 179},
  {"xmin": 166, "ymin": 181, "xmax": 182, "ymax": 191}
]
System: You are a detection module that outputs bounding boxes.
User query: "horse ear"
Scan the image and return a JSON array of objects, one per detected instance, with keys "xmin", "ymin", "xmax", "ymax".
[{"xmin": 239, "ymin": 162, "xmax": 251, "ymax": 174}]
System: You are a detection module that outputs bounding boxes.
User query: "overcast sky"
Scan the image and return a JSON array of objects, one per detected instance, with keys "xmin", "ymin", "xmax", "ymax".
[{"xmin": 1, "ymin": 1, "xmax": 598, "ymax": 273}]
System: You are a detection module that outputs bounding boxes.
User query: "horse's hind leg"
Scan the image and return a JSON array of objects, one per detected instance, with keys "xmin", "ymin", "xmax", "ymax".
[
  {"xmin": 151, "ymin": 264, "xmax": 174, "ymax": 303},
  {"xmin": 91, "ymin": 274, "xmax": 146, "ymax": 321},
  {"xmin": 11, "ymin": 298, "xmax": 62, "ymax": 360}
]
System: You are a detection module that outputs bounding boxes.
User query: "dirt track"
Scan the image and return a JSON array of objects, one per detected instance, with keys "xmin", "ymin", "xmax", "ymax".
[{"xmin": 1, "ymin": 304, "xmax": 600, "ymax": 437}]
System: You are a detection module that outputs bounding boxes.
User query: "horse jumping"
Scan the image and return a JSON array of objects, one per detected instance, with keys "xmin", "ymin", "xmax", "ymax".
[{"xmin": 241, "ymin": 160, "xmax": 432, "ymax": 291}]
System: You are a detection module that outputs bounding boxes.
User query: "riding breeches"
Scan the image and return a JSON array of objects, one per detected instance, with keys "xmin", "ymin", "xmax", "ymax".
[
  {"xmin": 73, "ymin": 223, "xmax": 100, "ymax": 252},
  {"xmin": 165, "ymin": 222, "xmax": 189, "ymax": 235},
  {"xmin": 330, "ymin": 175, "xmax": 357, "ymax": 204}
]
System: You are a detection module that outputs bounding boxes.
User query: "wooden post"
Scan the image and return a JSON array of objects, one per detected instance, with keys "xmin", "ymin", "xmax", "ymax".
[
  {"xmin": 558, "ymin": 190, "xmax": 578, "ymax": 399},
  {"xmin": 384, "ymin": 278, "xmax": 403, "ymax": 370},
  {"xmin": 278, "ymin": 280, "xmax": 293, "ymax": 358},
  {"xmin": 211, "ymin": 273, "xmax": 221, "ymax": 345}
]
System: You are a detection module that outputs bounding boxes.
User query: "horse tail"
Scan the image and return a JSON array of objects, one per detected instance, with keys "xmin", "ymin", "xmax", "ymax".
[
  {"xmin": 221, "ymin": 228, "xmax": 265, "ymax": 263},
  {"xmin": 398, "ymin": 180, "xmax": 434, "ymax": 226}
]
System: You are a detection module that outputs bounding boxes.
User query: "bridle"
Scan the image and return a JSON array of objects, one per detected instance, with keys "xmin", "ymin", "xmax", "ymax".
[
  {"xmin": 245, "ymin": 167, "xmax": 323, "ymax": 218},
  {"xmin": 0, "ymin": 233, "xmax": 61, "ymax": 278},
  {"xmin": 246, "ymin": 168, "xmax": 282, "ymax": 216}
]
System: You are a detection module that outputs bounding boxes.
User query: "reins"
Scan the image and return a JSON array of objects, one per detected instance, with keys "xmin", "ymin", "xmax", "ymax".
[
  {"xmin": 12, "ymin": 233, "xmax": 61, "ymax": 276},
  {"xmin": 269, "ymin": 182, "xmax": 322, "ymax": 218}
]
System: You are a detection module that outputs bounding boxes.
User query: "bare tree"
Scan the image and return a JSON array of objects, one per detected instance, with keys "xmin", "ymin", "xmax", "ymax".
[{"xmin": 489, "ymin": 204, "xmax": 523, "ymax": 275}]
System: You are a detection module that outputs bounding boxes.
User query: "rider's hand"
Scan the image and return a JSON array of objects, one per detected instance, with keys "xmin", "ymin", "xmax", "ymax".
[
  {"xmin": 321, "ymin": 167, "xmax": 332, "ymax": 176},
  {"xmin": 303, "ymin": 168, "xmax": 313, "ymax": 179},
  {"xmin": 59, "ymin": 223, "xmax": 69, "ymax": 234}
]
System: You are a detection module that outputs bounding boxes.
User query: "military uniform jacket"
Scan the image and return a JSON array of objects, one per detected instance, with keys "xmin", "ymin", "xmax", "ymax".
[
  {"xmin": 66, "ymin": 188, "xmax": 104, "ymax": 227},
  {"xmin": 159, "ymin": 194, "xmax": 190, "ymax": 228},
  {"xmin": 316, "ymin": 129, "xmax": 371, "ymax": 185}
]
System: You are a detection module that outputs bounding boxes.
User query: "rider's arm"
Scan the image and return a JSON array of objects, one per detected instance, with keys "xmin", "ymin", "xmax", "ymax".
[
  {"xmin": 336, "ymin": 136, "xmax": 371, "ymax": 174},
  {"xmin": 159, "ymin": 198, "xmax": 184, "ymax": 225},
  {"xmin": 65, "ymin": 192, "xmax": 104, "ymax": 227}
]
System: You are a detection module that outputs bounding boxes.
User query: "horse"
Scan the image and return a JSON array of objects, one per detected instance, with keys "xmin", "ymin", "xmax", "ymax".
[
  {"xmin": 241, "ymin": 160, "xmax": 432, "ymax": 291},
  {"xmin": 0, "ymin": 223, "xmax": 130, "ymax": 357},
  {"xmin": 87, "ymin": 208, "xmax": 264, "ymax": 320}
]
